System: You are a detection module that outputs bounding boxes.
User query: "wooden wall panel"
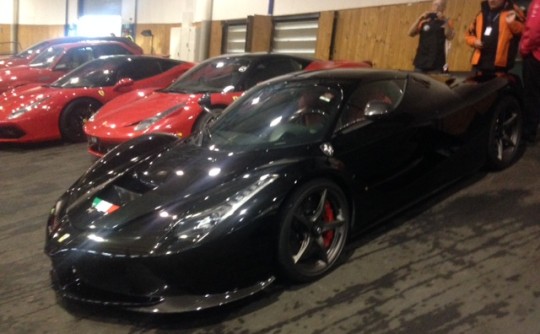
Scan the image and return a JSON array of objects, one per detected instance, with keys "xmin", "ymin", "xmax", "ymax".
[
  {"xmin": 333, "ymin": 0, "xmax": 480, "ymax": 71},
  {"xmin": 0, "ymin": 24, "xmax": 14, "ymax": 55},
  {"xmin": 17, "ymin": 25, "xmax": 64, "ymax": 51},
  {"xmin": 135, "ymin": 23, "xmax": 179, "ymax": 56},
  {"xmin": 209, "ymin": 20, "xmax": 223, "ymax": 58},
  {"xmin": 315, "ymin": 11, "xmax": 335, "ymax": 60},
  {"xmin": 246, "ymin": 15, "xmax": 272, "ymax": 52}
]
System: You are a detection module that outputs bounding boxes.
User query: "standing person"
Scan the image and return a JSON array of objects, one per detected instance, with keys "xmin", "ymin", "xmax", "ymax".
[
  {"xmin": 408, "ymin": 0, "xmax": 455, "ymax": 73},
  {"xmin": 465, "ymin": 0, "xmax": 525, "ymax": 74},
  {"xmin": 520, "ymin": 0, "xmax": 540, "ymax": 142}
]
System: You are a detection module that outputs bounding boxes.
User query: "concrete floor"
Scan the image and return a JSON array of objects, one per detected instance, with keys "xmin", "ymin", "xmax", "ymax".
[{"xmin": 1, "ymin": 141, "xmax": 540, "ymax": 334}]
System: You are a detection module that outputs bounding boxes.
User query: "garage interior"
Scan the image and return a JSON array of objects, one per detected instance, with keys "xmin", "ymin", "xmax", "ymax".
[{"xmin": 1, "ymin": 0, "xmax": 540, "ymax": 333}]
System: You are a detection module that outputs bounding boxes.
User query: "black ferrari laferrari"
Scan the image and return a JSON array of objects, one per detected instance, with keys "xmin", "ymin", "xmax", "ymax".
[{"xmin": 45, "ymin": 68, "xmax": 524, "ymax": 313}]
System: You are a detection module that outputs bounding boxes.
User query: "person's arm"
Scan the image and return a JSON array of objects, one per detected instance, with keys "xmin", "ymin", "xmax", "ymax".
[
  {"xmin": 465, "ymin": 12, "xmax": 482, "ymax": 48},
  {"xmin": 506, "ymin": 10, "xmax": 525, "ymax": 35},
  {"xmin": 408, "ymin": 12, "xmax": 430, "ymax": 37},
  {"xmin": 444, "ymin": 17, "xmax": 455, "ymax": 40}
]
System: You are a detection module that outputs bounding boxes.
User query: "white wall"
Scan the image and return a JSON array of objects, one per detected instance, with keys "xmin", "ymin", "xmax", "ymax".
[
  {"xmin": 19, "ymin": 0, "xmax": 65, "ymax": 24},
  {"xmin": 212, "ymin": 0, "xmax": 269, "ymax": 20},
  {"xmin": 212, "ymin": 0, "xmax": 428, "ymax": 20},
  {"xmin": 121, "ymin": 0, "xmax": 136, "ymax": 24},
  {"xmin": 274, "ymin": 0, "xmax": 426, "ymax": 15},
  {"xmin": 0, "ymin": 0, "xmax": 14, "ymax": 24},
  {"xmin": 137, "ymin": 0, "xmax": 184, "ymax": 24}
]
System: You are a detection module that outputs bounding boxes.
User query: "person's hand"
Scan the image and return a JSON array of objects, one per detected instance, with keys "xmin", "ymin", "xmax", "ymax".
[
  {"xmin": 506, "ymin": 10, "xmax": 516, "ymax": 23},
  {"xmin": 419, "ymin": 11, "xmax": 431, "ymax": 20},
  {"xmin": 436, "ymin": 11, "xmax": 444, "ymax": 20},
  {"xmin": 474, "ymin": 39, "xmax": 483, "ymax": 49}
]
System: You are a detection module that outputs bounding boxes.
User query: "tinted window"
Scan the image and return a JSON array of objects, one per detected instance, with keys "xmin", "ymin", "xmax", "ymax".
[
  {"xmin": 93, "ymin": 44, "xmax": 132, "ymax": 57},
  {"xmin": 52, "ymin": 58, "xmax": 122, "ymax": 88},
  {"xmin": 337, "ymin": 79, "xmax": 406, "ymax": 130},
  {"xmin": 244, "ymin": 58, "xmax": 306, "ymax": 88},
  {"xmin": 166, "ymin": 57, "xmax": 252, "ymax": 93},
  {"xmin": 54, "ymin": 47, "xmax": 95, "ymax": 71},
  {"xmin": 199, "ymin": 82, "xmax": 342, "ymax": 150},
  {"xmin": 117, "ymin": 59, "xmax": 163, "ymax": 80}
]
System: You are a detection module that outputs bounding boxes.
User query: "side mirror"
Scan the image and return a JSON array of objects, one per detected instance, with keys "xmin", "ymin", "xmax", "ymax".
[
  {"xmin": 364, "ymin": 100, "xmax": 393, "ymax": 119},
  {"xmin": 198, "ymin": 93, "xmax": 212, "ymax": 112},
  {"xmin": 113, "ymin": 77, "xmax": 134, "ymax": 92}
]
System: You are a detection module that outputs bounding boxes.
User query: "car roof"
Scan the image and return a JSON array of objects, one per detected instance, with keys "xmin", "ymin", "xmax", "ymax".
[
  {"xmin": 266, "ymin": 68, "xmax": 410, "ymax": 85},
  {"xmin": 97, "ymin": 54, "xmax": 183, "ymax": 63},
  {"xmin": 201, "ymin": 52, "xmax": 316, "ymax": 64},
  {"xmin": 45, "ymin": 40, "xmax": 133, "ymax": 50}
]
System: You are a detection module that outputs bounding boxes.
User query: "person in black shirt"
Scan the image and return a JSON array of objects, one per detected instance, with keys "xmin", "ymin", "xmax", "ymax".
[{"xmin": 409, "ymin": 0, "xmax": 455, "ymax": 73}]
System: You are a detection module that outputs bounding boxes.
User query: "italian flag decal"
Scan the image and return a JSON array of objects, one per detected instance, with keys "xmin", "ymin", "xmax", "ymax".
[{"xmin": 92, "ymin": 197, "xmax": 120, "ymax": 214}]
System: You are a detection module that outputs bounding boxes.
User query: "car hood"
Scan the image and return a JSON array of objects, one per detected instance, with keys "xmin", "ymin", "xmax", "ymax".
[
  {"xmin": 0, "ymin": 84, "xmax": 59, "ymax": 118},
  {"xmin": 63, "ymin": 142, "xmax": 310, "ymax": 233},
  {"xmin": 0, "ymin": 65, "xmax": 51, "ymax": 84},
  {"xmin": 90, "ymin": 91, "xmax": 203, "ymax": 128},
  {"xmin": 0, "ymin": 57, "xmax": 29, "ymax": 69}
]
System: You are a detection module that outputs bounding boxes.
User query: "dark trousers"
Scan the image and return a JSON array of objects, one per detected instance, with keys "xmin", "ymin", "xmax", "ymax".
[{"xmin": 522, "ymin": 55, "xmax": 540, "ymax": 138}]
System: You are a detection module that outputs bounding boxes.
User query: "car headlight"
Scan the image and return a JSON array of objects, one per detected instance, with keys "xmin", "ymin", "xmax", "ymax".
[
  {"xmin": 160, "ymin": 173, "xmax": 278, "ymax": 251},
  {"xmin": 134, "ymin": 104, "xmax": 185, "ymax": 132},
  {"xmin": 8, "ymin": 97, "xmax": 50, "ymax": 119}
]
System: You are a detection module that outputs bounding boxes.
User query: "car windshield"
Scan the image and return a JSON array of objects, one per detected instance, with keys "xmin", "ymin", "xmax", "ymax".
[
  {"xmin": 197, "ymin": 82, "xmax": 342, "ymax": 150},
  {"xmin": 164, "ymin": 57, "xmax": 251, "ymax": 94},
  {"xmin": 14, "ymin": 41, "xmax": 49, "ymax": 59},
  {"xmin": 29, "ymin": 46, "xmax": 64, "ymax": 68},
  {"xmin": 51, "ymin": 58, "xmax": 120, "ymax": 88}
]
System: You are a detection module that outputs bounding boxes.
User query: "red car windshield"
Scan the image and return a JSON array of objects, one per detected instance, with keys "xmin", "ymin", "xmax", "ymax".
[
  {"xmin": 51, "ymin": 58, "xmax": 122, "ymax": 88},
  {"xmin": 29, "ymin": 46, "xmax": 65, "ymax": 68},
  {"xmin": 165, "ymin": 57, "xmax": 251, "ymax": 94}
]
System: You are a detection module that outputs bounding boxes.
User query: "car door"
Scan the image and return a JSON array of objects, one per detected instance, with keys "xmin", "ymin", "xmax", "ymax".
[{"xmin": 332, "ymin": 77, "xmax": 437, "ymax": 222}]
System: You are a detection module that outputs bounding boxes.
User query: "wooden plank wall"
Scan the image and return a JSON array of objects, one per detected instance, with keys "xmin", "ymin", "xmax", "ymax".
[
  {"xmin": 209, "ymin": 21, "xmax": 223, "ymax": 58},
  {"xmin": 207, "ymin": 1, "xmax": 480, "ymax": 71},
  {"xmin": 333, "ymin": 0, "xmax": 480, "ymax": 71},
  {"xmin": 17, "ymin": 25, "xmax": 64, "ymax": 51},
  {"xmin": 0, "ymin": 24, "xmax": 14, "ymax": 55},
  {"xmin": 135, "ymin": 23, "xmax": 180, "ymax": 56}
]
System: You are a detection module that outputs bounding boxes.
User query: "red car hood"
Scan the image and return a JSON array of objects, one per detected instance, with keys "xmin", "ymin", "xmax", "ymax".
[
  {"xmin": 0, "ymin": 57, "xmax": 30, "ymax": 69},
  {"xmin": 87, "ymin": 91, "xmax": 201, "ymax": 129},
  {"xmin": 0, "ymin": 84, "xmax": 60, "ymax": 119}
]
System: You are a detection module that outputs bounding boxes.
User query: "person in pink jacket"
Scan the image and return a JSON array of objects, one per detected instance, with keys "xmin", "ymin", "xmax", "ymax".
[{"xmin": 520, "ymin": 0, "xmax": 540, "ymax": 142}]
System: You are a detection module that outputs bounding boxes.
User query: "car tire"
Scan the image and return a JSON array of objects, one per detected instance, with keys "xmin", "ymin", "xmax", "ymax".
[
  {"xmin": 192, "ymin": 108, "xmax": 224, "ymax": 134},
  {"xmin": 60, "ymin": 98, "xmax": 102, "ymax": 142},
  {"xmin": 486, "ymin": 96, "xmax": 523, "ymax": 170},
  {"xmin": 277, "ymin": 179, "xmax": 349, "ymax": 283}
]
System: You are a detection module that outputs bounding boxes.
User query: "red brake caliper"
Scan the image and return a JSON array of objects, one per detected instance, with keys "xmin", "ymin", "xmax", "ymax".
[{"xmin": 322, "ymin": 201, "xmax": 335, "ymax": 248}]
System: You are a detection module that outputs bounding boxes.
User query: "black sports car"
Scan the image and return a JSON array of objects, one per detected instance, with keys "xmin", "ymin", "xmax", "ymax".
[{"xmin": 45, "ymin": 68, "xmax": 524, "ymax": 313}]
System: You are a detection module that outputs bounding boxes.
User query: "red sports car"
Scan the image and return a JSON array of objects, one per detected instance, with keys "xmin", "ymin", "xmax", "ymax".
[
  {"xmin": 84, "ymin": 53, "xmax": 370, "ymax": 156},
  {"xmin": 0, "ymin": 40, "xmax": 142, "ymax": 94},
  {"xmin": 0, "ymin": 55, "xmax": 193, "ymax": 143},
  {"xmin": 0, "ymin": 36, "xmax": 143, "ymax": 69}
]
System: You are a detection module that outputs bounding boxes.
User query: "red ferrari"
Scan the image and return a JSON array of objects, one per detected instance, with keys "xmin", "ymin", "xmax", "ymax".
[
  {"xmin": 84, "ymin": 53, "xmax": 370, "ymax": 156},
  {"xmin": 0, "ymin": 40, "xmax": 142, "ymax": 94},
  {"xmin": 0, "ymin": 55, "xmax": 194, "ymax": 143},
  {"xmin": 0, "ymin": 36, "xmax": 143, "ymax": 69}
]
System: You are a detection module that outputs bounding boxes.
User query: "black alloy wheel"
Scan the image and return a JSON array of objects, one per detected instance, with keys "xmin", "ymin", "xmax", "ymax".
[
  {"xmin": 486, "ymin": 96, "xmax": 523, "ymax": 170},
  {"xmin": 277, "ymin": 179, "xmax": 349, "ymax": 283},
  {"xmin": 60, "ymin": 98, "xmax": 102, "ymax": 142}
]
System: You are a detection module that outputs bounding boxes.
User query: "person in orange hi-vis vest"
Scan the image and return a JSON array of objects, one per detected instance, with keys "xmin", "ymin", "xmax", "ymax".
[{"xmin": 466, "ymin": 0, "xmax": 525, "ymax": 74}]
